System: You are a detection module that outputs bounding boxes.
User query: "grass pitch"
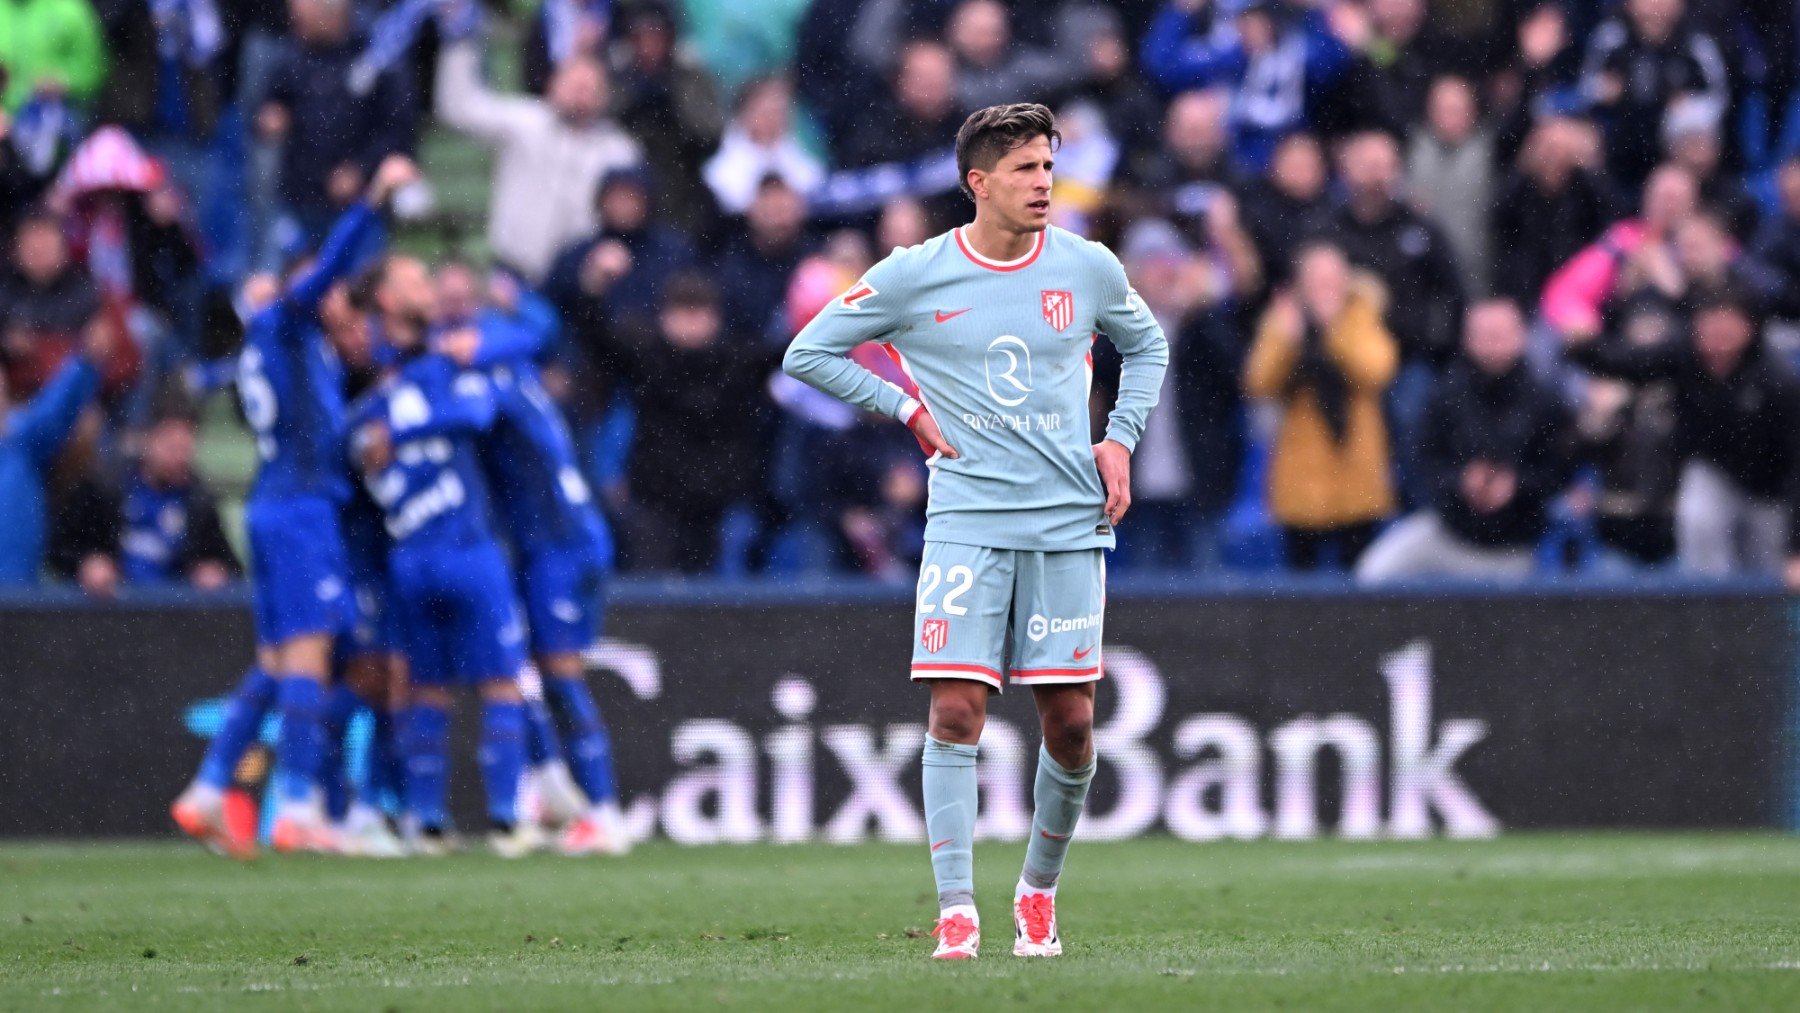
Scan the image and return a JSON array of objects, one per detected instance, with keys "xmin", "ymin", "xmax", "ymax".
[{"xmin": 2, "ymin": 833, "xmax": 1797, "ymax": 1010}]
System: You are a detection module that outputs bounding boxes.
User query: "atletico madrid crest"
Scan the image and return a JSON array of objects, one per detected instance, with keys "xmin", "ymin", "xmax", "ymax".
[
  {"xmin": 1042, "ymin": 289, "xmax": 1073, "ymax": 331},
  {"xmin": 921, "ymin": 618, "xmax": 949, "ymax": 654}
]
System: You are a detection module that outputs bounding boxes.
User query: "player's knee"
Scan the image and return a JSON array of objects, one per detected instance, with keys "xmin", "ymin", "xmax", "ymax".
[
  {"xmin": 1040, "ymin": 703, "xmax": 1094, "ymax": 760},
  {"xmin": 927, "ymin": 686, "xmax": 987, "ymax": 744}
]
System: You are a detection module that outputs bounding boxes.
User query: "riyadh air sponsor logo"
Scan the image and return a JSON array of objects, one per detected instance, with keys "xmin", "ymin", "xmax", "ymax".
[
  {"xmin": 984, "ymin": 335, "xmax": 1033, "ymax": 407},
  {"xmin": 1026, "ymin": 611, "xmax": 1102, "ymax": 643}
]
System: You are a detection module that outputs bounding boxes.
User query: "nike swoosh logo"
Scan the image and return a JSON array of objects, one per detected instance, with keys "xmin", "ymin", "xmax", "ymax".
[
  {"xmin": 1040, "ymin": 830, "xmax": 1072, "ymax": 841},
  {"xmin": 934, "ymin": 308, "xmax": 972, "ymax": 323},
  {"xmin": 1073, "ymin": 645, "xmax": 1094, "ymax": 660},
  {"xmin": 931, "ymin": 837, "xmax": 954, "ymax": 852}
]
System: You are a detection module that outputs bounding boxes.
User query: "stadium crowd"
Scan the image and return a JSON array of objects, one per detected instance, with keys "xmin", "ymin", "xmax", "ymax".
[{"xmin": 2, "ymin": 0, "xmax": 1799, "ymax": 588}]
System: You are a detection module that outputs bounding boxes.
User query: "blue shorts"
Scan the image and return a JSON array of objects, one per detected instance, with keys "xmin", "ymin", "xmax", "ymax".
[
  {"xmin": 340, "ymin": 506, "xmax": 397, "ymax": 658},
  {"xmin": 245, "ymin": 495, "xmax": 352, "ymax": 648},
  {"xmin": 390, "ymin": 540, "xmax": 527, "ymax": 687},
  {"xmin": 517, "ymin": 540, "xmax": 607, "ymax": 657}
]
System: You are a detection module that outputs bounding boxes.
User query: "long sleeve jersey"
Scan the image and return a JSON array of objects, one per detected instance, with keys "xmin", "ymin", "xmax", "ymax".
[{"xmin": 783, "ymin": 225, "xmax": 1169, "ymax": 551}]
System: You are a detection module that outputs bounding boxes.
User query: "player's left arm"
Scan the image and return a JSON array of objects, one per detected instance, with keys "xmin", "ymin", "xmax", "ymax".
[{"xmin": 1092, "ymin": 246, "xmax": 1171, "ymax": 524}]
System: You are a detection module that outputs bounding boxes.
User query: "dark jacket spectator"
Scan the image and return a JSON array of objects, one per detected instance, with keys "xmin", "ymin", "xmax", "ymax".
[
  {"xmin": 49, "ymin": 412, "xmax": 239, "ymax": 593},
  {"xmin": 943, "ymin": 0, "xmax": 1080, "ymax": 112},
  {"xmin": 1065, "ymin": 6, "xmax": 1165, "ymax": 176},
  {"xmin": 1420, "ymin": 357, "xmax": 1572, "ymax": 549},
  {"xmin": 716, "ymin": 177, "xmax": 816, "ymax": 341},
  {"xmin": 1568, "ymin": 290, "xmax": 1800, "ymax": 573},
  {"xmin": 839, "ymin": 41, "xmax": 962, "ymax": 168},
  {"xmin": 1491, "ymin": 118, "xmax": 1620, "ymax": 308},
  {"xmin": 616, "ymin": 275, "xmax": 779, "ymax": 573},
  {"xmin": 0, "ymin": 212, "xmax": 102, "ymax": 398},
  {"xmin": 609, "ymin": 3, "xmax": 725, "ymax": 236},
  {"xmin": 1240, "ymin": 131, "xmax": 1332, "ymax": 293},
  {"xmin": 1752, "ymin": 159, "xmax": 1800, "ymax": 322},
  {"xmin": 1133, "ymin": 88, "xmax": 1252, "ymax": 233},
  {"xmin": 1578, "ymin": 2, "xmax": 1728, "ymax": 188},
  {"xmin": 91, "ymin": 0, "xmax": 226, "ymax": 143},
  {"xmin": 261, "ymin": 12, "xmax": 416, "ymax": 223},
  {"xmin": 1328, "ymin": 131, "xmax": 1465, "ymax": 365}
]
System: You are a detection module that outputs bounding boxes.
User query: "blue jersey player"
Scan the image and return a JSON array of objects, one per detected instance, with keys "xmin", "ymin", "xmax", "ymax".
[
  {"xmin": 436, "ymin": 276, "xmax": 629, "ymax": 856},
  {"xmin": 348, "ymin": 255, "xmax": 540, "ymax": 857},
  {"xmin": 172, "ymin": 156, "xmax": 419, "ymax": 857}
]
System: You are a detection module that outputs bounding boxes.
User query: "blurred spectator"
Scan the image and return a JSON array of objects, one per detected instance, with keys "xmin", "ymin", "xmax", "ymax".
[
  {"xmin": 1065, "ymin": 5, "xmax": 1164, "ymax": 178},
  {"xmin": 716, "ymin": 175, "xmax": 815, "ymax": 341},
  {"xmin": 703, "ymin": 74, "xmax": 823, "ymax": 216},
  {"xmin": 1488, "ymin": 3, "xmax": 1580, "ymax": 166},
  {"xmin": 0, "ymin": 322, "xmax": 106, "ymax": 584},
  {"xmin": 1659, "ymin": 98, "xmax": 1758, "ymax": 243},
  {"xmin": 1751, "ymin": 158, "xmax": 1800, "ymax": 323},
  {"xmin": 1116, "ymin": 213, "xmax": 1256, "ymax": 570},
  {"xmin": 1566, "ymin": 288, "xmax": 1800, "ymax": 578},
  {"xmin": 1240, "ymin": 130, "xmax": 1332, "ymax": 292},
  {"xmin": 1343, "ymin": 0, "xmax": 1468, "ymax": 134},
  {"xmin": 1245, "ymin": 242, "xmax": 1396, "ymax": 570},
  {"xmin": 1572, "ymin": 337, "xmax": 1679, "ymax": 567},
  {"xmin": 1578, "ymin": 0, "xmax": 1727, "ymax": 190},
  {"xmin": 435, "ymin": 34, "xmax": 640, "ymax": 282},
  {"xmin": 839, "ymin": 40, "xmax": 961, "ymax": 168},
  {"xmin": 0, "ymin": 0, "xmax": 106, "ymax": 111},
  {"xmin": 1140, "ymin": 89, "xmax": 1249, "ymax": 241},
  {"xmin": 944, "ymin": 0, "xmax": 1077, "ymax": 113},
  {"xmin": 876, "ymin": 196, "xmax": 934, "ymax": 252},
  {"xmin": 1407, "ymin": 76, "xmax": 1493, "ymax": 297},
  {"xmin": 1139, "ymin": 0, "xmax": 1355, "ymax": 170},
  {"xmin": 1, "ymin": 209, "xmax": 102, "ymax": 398},
  {"xmin": 609, "ymin": 2, "xmax": 725, "ymax": 236},
  {"xmin": 1329, "ymin": 129, "xmax": 1465, "ymax": 367},
  {"xmin": 49, "ymin": 403, "xmax": 238, "ymax": 594},
  {"xmin": 260, "ymin": 0, "xmax": 418, "ymax": 241},
  {"xmin": 1541, "ymin": 164, "xmax": 1697, "ymax": 340},
  {"xmin": 522, "ymin": 0, "xmax": 610, "ymax": 95},
  {"xmin": 794, "ymin": 0, "xmax": 879, "ymax": 144},
  {"xmin": 1491, "ymin": 116, "xmax": 1619, "ymax": 309},
  {"xmin": 615, "ymin": 273, "xmax": 777, "ymax": 573},
  {"xmin": 90, "ymin": 0, "xmax": 227, "ymax": 189},
  {"xmin": 1357, "ymin": 300, "xmax": 1574, "ymax": 583}
]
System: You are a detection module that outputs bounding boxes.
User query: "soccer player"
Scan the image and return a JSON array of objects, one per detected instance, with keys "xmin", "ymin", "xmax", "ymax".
[
  {"xmin": 171, "ymin": 156, "xmax": 419, "ymax": 856},
  {"xmin": 783, "ymin": 104, "xmax": 1168, "ymax": 959},
  {"xmin": 347, "ymin": 257, "xmax": 538, "ymax": 858},
  {"xmin": 437, "ymin": 274, "xmax": 630, "ymax": 856}
]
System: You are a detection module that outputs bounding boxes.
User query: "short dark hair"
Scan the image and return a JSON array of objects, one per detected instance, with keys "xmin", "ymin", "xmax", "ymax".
[
  {"xmin": 954, "ymin": 103, "xmax": 1060, "ymax": 200},
  {"xmin": 662, "ymin": 271, "xmax": 720, "ymax": 311}
]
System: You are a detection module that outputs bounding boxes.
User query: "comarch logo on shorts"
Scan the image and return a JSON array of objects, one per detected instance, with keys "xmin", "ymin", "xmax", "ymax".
[
  {"xmin": 1026, "ymin": 611, "xmax": 1102, "ymax": 642},
  {"xmin": 580, "ymin": 638, "xmax": 1498, "ymax": 847}
]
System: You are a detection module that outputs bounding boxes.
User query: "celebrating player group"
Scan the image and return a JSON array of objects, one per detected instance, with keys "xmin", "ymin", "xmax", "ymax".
[
  {"xmin": 786, "ymin": 102, "xmax": 1169, "ymax": 958},
  {"xmin": 169, "ymin": 155, "xmax": 628, "ymax": 861}
]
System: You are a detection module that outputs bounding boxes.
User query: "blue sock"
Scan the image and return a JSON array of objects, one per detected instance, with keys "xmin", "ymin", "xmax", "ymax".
[
  {"xmin": 319, "ymin": 686, "xmax": 362, "ymax": 822},
  {"xmin": 545, "ymin": 676, "xmax": 617, "ymax": 804},
  {"xmin": 400, "ymin": 704, "xmax": 451, "ymax": 830},
  {"xmin": 523, "ymin": 697, "xmax": 561, "ymax": 769},
  {"xmin": 921, "ymin": 736, "xmax": 980, "ymax": 910},
  {"xmin": 197, "ymin": 667, "xmax": 277, "ymax": 789},
  {"xmin": 364, "ymin": 709, "xmax": 401, "ymax": 812},
  {"xmin": 479, "ymin": 700, "xmax": 527, "ymax": 829},
  {"xmin": 1021, "ymin": 744, "xmax": 1095, "ymax": 891},
  {"xmin": 274, "ymin": 676, "xmax": 326, "ymax": 805}
]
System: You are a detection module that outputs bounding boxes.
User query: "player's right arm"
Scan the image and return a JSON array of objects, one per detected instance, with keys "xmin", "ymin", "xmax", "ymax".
[
  {"xmin": 284, "ymin": 157, "xmax": 416, "ymax": 323},
  {"xmin": 782, "ymin": 254, "xmax": 956, "ymax": 457}
]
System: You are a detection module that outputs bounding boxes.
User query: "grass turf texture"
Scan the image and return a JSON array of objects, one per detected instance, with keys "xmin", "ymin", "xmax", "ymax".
[{"xmin": 2, "ymin": 834, "xmax": 1797, "ymax": 1010}]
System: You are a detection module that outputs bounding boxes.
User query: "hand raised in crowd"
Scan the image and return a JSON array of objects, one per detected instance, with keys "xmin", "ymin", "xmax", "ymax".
[
  {"xmin": 580, "ymin": 240, "xmax": 634, "ymax": 296},
  {"xmin": 1267, "ymin": 291, "xmax": 1305, "ymax": 343},
  {"xmin": 434, "ymin": 326, "xmax": 481, "ymax": 366},
  {"xmin": 327, "ymin": 163, "xmax": 366, "ymax": 206},
  {"xmin": 367, "ymin": 155, "xmax": 421, "ymax": 207}
]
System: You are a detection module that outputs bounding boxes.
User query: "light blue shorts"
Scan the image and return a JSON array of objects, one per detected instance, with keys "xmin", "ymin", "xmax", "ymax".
[{"xmin": 909, "ymin": 541, "xmax": 1106, "ymax": 692}]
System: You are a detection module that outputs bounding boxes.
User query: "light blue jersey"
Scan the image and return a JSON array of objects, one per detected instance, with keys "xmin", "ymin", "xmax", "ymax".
[{"xmin": 783, "ymin": 225, "xmax": 1169, "ymax": 552}]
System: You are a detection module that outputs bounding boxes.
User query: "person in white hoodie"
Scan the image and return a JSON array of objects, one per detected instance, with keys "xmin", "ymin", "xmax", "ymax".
[
  {"xmin": 702, "ymin": 75, "xmax": 825, "ymax": 215},
  {"xmin": 436, "ymin": 33, "xmax": 643, "ymax": 282}
]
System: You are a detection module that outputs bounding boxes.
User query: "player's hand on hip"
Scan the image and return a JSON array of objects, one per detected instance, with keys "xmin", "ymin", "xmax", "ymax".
[
  {"xmin": 1094, "ymin": 439, "xmax": 1132, "ymax": 524},
  {"xmin": 906, "ymin": 405, "xmax": 959, "ymax": 459}
]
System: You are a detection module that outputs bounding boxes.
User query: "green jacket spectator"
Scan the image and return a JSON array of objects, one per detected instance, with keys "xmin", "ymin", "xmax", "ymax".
[{"xmin": 0, "ymin": 0, "xmax": 107, "ymax": 111}]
